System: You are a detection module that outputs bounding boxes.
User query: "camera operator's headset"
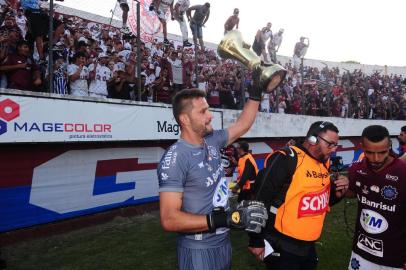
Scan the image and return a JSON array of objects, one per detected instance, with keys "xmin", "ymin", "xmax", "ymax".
[{"xmin": 307, "ymin": 121, "xmax": 333, "ymax": 146}]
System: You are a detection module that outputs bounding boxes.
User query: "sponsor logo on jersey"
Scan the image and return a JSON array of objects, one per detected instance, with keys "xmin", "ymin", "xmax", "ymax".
[
  {"xmin": 305, "ymin": 170, "xmax": 329, "ymax": 179},
  {"xmin": 298, "ymin": 188, "xmax": 329, "ymax": 218},
  {"xmin": 213, "ymin": 177, "xmax": 229, "ymax": 207},
  {"xmin": 381, "ymin": 185, "xmax": 398, "ymax": 200},
  {"xmin": 206, "ymin": 165, "xmax": 223, "ymax": 187},
  {"xmin": 161, "ymin": 145, "xmax": 177, "ymax": 170},
  {"xmin": 357, "ymin": 170, "xmax": 367, "ymax": 176},
  {"xmin": 358, "ymin": 195, "xmax": 396, "ymax": 212},
  {"xmin": 357, "ymin": 233, "xmax": 383, "ymax": 257},
  {"xmin": 360, "ymin": 209, "xmax": 388, "ymax": 234},
  {"xmin": 370, "ymin": 185, "xmax": 379, "ymax": 193},
  {"xmin": 385, "ymin": 174, "xmax": 398, "ymax": 182},
  {"xmin": 356, "ymin": 181, "xmax": 361, "ymax": 187}
]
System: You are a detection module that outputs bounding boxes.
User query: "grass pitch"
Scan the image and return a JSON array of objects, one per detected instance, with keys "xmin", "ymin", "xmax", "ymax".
[{"xmin": 2, "ymin": 199, "xmax": 357, "ymax": 270}]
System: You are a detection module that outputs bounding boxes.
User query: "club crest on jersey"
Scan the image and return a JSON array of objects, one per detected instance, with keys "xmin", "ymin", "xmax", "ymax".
[
  {"xmin": 207, "ymin": 145, "xmax": 219, "ymax": 160},
  {"xmin": 213, "ymin": 177, "xmax": 229, "ymax": 207},
  {"xmin": 362, "ymin": 185, "xmax": 369, "ymax": 195},
  {"xmin": 381, "ymin": 185, "xmax": 398, "ymax": 200},
  {"xmin": 298, "ymin": 187, "xmax": 329, "ymax": 218}
]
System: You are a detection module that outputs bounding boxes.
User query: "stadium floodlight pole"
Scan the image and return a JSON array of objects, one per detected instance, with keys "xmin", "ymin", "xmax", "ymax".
[
  {"xmin": 48, "ymin": 0, "xmax": 54, "ymax": 93},
  {"xmin": 136, "ymin": 0, "xmax": 141, "ymax": 101}
]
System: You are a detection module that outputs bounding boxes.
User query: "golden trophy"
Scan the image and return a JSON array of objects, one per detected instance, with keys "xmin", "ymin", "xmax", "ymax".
[{"xmin": 218, "ymin": 30, "xmax": 287, "ymax": 92}]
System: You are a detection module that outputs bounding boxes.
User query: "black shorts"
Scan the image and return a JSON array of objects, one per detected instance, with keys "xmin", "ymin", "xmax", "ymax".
[{"xmin": 26, "ymin": 10, "xmax": 63, "ymax": 38}]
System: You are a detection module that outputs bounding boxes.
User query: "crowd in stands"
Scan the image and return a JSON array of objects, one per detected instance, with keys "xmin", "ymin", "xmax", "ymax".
[{"xmin": 0, "ymin": 1, "xmax": 405, "ymax": 120}]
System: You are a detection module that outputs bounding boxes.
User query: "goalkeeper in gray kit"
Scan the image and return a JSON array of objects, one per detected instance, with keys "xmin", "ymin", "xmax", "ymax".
[{"xmin": 158, "ymin": 68, "xmax": 269, "ymax": 270}]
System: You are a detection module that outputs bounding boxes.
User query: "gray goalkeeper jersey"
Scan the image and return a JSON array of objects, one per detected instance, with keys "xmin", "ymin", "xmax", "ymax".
[{"xmin": 158, "ymin": 130, "xmax": 230, "ymax": 248}]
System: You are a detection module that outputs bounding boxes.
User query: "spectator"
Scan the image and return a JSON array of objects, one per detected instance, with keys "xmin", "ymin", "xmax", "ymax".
[
  {"xmin": 0, "ymin": 39, "xmax": 41, "ymax": 91},
  {"xmin": 20, "ymin": 0, "xmax": 64, "ymax": 64},
  {"xmin": 268, "ymin": 28, "xmax": 283, "ymax": 63},
  {"xmin": 167, "ymin": 50, "xmax": 183, "ymax": 92},
  {"xmin": 187, "ymin": 2, "xmax": 210, "ymax": 52},
  {"xmin": 173, "ymin": 0, "xmax": 192, "ymax": 47},
  {"xmin": 67, "ymin": 51, "xmax": 89, "ymax": 96},
  {"xmin": 252, "ymin": 22, "xmax": 272, "ymax": 62},
  {"xmin": 88, "ymin": 53, "xmax": 112, "ymax": 98},
  {"xmin": 293, "ymin": 36, "xmax": 309, "ymax": 69},
  {"xmin": 223, "ymin": 8, "xmax": 239, "ymax": 35},
  {"xmin": 150, "ymin": 0, "xmax": 174, "ymax": 45},
  {"xmin": 117, "ymin": 0, "xmax": 130, "ymax": 35},
  {"xmin": 52, "ymin": 56, "xmax": 68, "ymax": 95},
  {"xmin": 153, "ymin": 68, "xmax": 172, "ymax": 103},
  {"xmin": 108, "ymin": 68, "xmax": 131, "ymax": 100}
]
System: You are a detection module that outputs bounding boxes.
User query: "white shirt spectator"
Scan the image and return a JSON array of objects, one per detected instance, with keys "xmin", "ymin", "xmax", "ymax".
[
  {"xmin": 15, "ymin": 14, "xmax": 27, "ymax": 38},
  {"xmin": 67, "ymin": 64, "xmax": 89, "ymax": 96},
  {"xmin": 118, "ymin": 49, "xmax": 132, "ymax": 62},
  {"xmin": 88, "ymin": 63, "xmax": 111, "ymax": 97},
  {"xmin": 168, "ymin": 58, "xmax": 183, "ymax": 85},
  {"xmin": 176, "ymin": 0, "xmax": 190, "ymax": 12}
]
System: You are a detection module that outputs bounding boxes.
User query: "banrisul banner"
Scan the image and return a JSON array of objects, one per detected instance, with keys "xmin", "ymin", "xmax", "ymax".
[{"xmin": 0, "ymin": 95, "xmax": 223, "ymax": 143}]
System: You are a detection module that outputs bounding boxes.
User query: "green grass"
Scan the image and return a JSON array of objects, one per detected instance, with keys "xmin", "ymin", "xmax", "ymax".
[{"xmin": 2, "ymin": 199, "xmax": 357, "ymax": 270}]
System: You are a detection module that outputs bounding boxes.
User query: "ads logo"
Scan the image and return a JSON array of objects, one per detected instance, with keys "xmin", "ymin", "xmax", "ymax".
[
  {"xmin": 360, "ymin": 209, "xmax": 388, "ymax": 234},
  {"xmin": 0, "ymin": 98, "xmax": 20, "ymax": 135}
]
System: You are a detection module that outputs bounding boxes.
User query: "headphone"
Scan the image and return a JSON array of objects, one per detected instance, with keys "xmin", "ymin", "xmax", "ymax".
[{"xmin": 307, "ymin": 121, "xmax": 330, "ymax": 145}]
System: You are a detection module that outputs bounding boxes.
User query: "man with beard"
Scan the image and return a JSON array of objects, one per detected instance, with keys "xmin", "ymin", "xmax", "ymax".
[
  {"xmin": 397, "ymin": 125, "xmax": 406, "ymax": 158},
  {"xmin": 249, "ymin": 121, "xmax": 349, "ymax": 270},
  {"xmin": 158, "ymin": 68, "xmax": 269, "ymax": 270},
  {"xmin": 346, "ymin": 125, "xmax": 405, "ymax": 270}
]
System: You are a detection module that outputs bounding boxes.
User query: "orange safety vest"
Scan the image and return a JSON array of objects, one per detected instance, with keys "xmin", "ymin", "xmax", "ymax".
[
  {"xmin": 237, "ymin": 153, "xmax": 259, "ymax": 190},
  {"xmin": 273, "ymin": 146, "xmax": 331, "ymax": 241}
]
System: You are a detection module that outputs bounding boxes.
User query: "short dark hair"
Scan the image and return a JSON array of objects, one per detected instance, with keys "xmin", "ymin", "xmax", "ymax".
[
  {"xmin": 237, "ymin": 141, "xmax": 249, "ymax": 152},
  {"xmin": 172, "ymin": 89, "xmax": 206, "ymax": 124},
  {"xmin": 73, "ymin": 52, "xmax": 87, "ymax": 61},
  {"xmin": 401, "ymin": 126, "xmax": 406, "ymax": 133},
  {"xmin": 306, "ymin": 121, "xmax": 339, "ymax": 138},
  {"xmin": 362, "ymin": 125, "xmax": 389, "ymax": 143},
  {"xmin": 16, "ymin": 40, "xmax": 30, "ymax": 48}
]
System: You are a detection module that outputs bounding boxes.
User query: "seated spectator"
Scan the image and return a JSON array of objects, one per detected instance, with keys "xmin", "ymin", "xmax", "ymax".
[
  {"xmin": 67, "ymin": 52, "xmax": 89, "ymax": 96},
  {"xmin": 0, "ymin": 39, "xmax": 41, "ymax": 91}
]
